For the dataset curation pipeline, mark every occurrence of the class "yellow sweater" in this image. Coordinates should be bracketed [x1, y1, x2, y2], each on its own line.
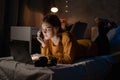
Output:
[41, 32, 98, 64]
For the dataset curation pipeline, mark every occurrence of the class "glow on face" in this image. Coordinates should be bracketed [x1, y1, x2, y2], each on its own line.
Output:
[41, 22, 54, 40]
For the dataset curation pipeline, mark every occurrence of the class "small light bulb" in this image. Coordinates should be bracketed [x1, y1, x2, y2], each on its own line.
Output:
[65, 5, 68, 8]
[66, 1, 68, 3]
[65, 10, 68, 13]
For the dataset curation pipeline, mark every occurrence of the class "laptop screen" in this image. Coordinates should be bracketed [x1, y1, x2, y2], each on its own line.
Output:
[10, 41, 33, 64]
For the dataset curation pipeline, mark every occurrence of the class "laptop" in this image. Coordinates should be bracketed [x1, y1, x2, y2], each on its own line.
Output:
[10, 41, 48, 67]
[10, 41, 33, 64]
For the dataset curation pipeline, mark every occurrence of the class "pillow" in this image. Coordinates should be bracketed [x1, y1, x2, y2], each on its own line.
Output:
[107, 27, 120, 52]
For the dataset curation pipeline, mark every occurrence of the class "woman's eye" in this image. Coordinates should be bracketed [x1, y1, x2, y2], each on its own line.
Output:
[47, 28, 52, 31]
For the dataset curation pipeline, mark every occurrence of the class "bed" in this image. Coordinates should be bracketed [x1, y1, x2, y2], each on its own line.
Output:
[0, 54, 115, 80]
[1, 24, 119, 80]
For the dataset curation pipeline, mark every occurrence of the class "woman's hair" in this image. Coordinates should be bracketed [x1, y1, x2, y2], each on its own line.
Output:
[43, 14, 62, 33]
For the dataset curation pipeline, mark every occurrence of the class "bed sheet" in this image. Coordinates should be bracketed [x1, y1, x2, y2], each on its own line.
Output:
[0, 55, 113, 80]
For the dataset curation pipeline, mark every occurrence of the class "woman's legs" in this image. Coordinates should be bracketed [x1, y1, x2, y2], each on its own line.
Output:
[94, 21, 111, 55]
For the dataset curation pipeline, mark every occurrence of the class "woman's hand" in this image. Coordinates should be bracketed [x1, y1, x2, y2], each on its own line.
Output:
[31, 53, 45, 63]
[31, 53, 40, 63]
[36, 30, 46, 47]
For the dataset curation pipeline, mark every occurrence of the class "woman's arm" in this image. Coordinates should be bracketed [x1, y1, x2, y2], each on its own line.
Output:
[52, 33, 76, 64]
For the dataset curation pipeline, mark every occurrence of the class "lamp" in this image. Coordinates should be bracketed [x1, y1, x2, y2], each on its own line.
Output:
[50, 6, 58, 13]
[50, 0, 58, 13]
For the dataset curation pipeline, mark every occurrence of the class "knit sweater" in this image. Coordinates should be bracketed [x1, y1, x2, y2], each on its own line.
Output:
[41, 32, 98, 64]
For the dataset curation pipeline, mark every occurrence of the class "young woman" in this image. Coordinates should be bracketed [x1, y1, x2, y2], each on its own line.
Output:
[32, 14, 117, 64]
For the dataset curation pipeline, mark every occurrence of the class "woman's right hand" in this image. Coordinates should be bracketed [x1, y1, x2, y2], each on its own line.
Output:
[36, 30, 46, 47]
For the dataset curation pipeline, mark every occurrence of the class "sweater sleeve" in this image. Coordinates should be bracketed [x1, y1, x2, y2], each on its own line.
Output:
[41, 46, 47, 56]
[40, 40, 51, 59]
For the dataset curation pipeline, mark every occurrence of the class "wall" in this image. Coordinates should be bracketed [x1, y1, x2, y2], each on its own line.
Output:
[56, 0, 120, 25]
[8, 0, 120, 29]
[20, 0, 120, 38]
[18, 0, 50, 27]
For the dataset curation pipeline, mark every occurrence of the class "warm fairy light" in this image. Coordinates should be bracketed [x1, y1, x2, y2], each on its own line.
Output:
[66, 0, 68, 3]
[65, 10, 68, 13]
[65, 0, 69, 13]
[65, 5, 68, 7]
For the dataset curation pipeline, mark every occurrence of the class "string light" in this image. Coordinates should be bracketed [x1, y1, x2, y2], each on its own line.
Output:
[65, 0, 69, 13]
[65, 10, 68, 13]
[65, 0, 68, 3]
[65, 5, 68, 8]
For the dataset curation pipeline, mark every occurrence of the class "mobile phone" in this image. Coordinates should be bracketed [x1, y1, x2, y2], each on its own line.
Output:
[40, 32, 44, 39]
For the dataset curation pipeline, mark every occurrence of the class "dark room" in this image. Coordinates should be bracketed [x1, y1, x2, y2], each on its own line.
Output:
[0, 0, 120, 80]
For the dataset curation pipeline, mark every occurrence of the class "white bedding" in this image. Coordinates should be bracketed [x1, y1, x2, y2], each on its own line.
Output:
[0, 55, 113, 80]
[0, 57, 53, 80]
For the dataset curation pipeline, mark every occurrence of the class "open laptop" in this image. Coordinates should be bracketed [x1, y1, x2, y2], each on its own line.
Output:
[10, 41, 33, 64]
[10, 41, 50, 67]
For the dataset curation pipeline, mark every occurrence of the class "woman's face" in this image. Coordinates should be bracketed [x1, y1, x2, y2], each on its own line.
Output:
[41, 22, 57, 40]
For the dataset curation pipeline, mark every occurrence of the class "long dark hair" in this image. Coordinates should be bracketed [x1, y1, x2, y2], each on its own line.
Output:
[43, 14, 63, 34]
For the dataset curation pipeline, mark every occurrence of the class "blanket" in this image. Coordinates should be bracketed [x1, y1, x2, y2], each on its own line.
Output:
[0, 57, 53, 80]
[0, 55, 113, 80]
